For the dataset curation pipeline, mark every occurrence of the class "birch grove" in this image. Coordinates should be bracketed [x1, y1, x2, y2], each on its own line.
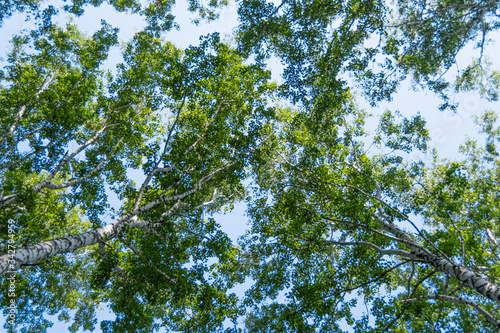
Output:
[2, 0, 500, 332]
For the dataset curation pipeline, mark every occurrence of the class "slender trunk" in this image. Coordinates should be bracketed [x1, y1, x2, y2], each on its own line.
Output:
[412, 250, 500, 302]
[378, 217, 500, 302]
[0, 161, 235, 276]
[0, 221, 118, 276]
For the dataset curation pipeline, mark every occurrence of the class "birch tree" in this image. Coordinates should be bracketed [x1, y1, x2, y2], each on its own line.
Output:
[0, 0, 228, 34]
[242, 103, 500, 332]
[236, 0, 500, 110]
[2, 0, 500, 332]
[0, 20, 274, 332]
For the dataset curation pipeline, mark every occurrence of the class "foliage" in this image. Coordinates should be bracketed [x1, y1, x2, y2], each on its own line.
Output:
[236, 0, 500, 110]
[0, 9, 274, 332]
[242, 101, 500, 332]
[0, 0, 228, 33]
[1, 0, 500, 332]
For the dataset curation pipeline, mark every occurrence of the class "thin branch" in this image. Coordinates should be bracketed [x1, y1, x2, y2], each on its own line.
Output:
[116, 161, 237, 233]
[183, 96, 225, 156]
[382, 269, 437, 332]
[296, 206, 421, 249]
[411, 177, 472, 265]
[343, 260, 410, 294]
[0, 70, 58, 148]
[402, 294, 500, 327]
[0, 133, 65, 170]
[325, 239, 414, 259]
[449, 215, 467, 266]
[38, 122, 110, 185]
[486, 228, 500, 252]
[0, 120, 51, 157]
[44, 132, 126, 191]
[133, 95, 186, 211]
[374, 209, 455, 263]
[193, 188, 220, 210]
[125, 243, 177, 284]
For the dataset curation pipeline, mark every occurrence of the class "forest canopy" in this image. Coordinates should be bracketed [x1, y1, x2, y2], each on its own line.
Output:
[1, 0, 500, 332]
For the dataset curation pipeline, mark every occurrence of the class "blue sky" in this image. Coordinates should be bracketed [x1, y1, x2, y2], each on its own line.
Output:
[1, 0, 500, 331]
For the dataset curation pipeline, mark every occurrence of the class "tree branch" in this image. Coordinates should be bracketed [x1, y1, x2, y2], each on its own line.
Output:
[326, 239, 414, 259]
[0, 70, 58, 148]
[402, 294, 500, 327]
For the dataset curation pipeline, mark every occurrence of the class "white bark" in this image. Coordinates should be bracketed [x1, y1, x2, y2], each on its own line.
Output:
[296, 176, 500, 303]
[0, 161, 236, 276]
[374, 214, 500, 302]
[0, 221, 117, 276]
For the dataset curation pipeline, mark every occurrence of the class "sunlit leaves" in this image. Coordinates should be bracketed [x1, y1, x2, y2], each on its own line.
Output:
[455, 59, 500, 102]
[375, 110, 429, 153]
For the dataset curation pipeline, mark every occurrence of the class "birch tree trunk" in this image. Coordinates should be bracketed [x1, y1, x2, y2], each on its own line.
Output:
[376, 215, 500, 302]
[0, 221, 118, 276]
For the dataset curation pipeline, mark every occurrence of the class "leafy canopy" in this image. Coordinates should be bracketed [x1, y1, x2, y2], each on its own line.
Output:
[1, 0, 500, 332]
